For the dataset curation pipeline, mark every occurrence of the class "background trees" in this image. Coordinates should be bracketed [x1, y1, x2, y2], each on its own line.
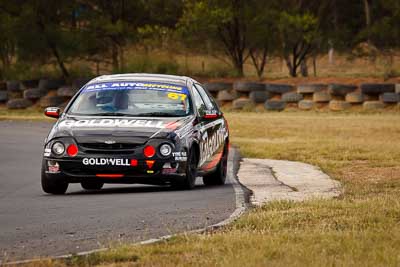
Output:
[0, 0, 399, 79]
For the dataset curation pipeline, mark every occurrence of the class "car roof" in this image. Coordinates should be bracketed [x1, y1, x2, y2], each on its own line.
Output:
[87, 73, 195, 86]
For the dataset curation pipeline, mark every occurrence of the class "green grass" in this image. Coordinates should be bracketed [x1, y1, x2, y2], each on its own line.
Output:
[14, 112, 400, 267]
[0, 106, 50, 121]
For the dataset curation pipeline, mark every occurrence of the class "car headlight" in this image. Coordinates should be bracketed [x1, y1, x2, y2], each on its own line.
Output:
[52, 141, 65, 155]
[159, 143, 172, 157]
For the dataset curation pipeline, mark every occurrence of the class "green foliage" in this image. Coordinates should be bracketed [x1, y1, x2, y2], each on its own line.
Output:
[122, 55, 180, 75]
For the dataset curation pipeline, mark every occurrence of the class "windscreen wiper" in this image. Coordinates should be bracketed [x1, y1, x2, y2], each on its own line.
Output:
[136, 112, 178, 117]
[84, 112, 133, 116]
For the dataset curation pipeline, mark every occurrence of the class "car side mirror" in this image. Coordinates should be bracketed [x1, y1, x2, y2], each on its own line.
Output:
[44, 107, 61, 119]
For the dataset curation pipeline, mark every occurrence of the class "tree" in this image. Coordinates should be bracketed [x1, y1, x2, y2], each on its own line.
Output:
[246, 2, 279, 78]
[179, 0, 251, 76]
[81, 0, 148, 72]
[278, 11, 319, 77]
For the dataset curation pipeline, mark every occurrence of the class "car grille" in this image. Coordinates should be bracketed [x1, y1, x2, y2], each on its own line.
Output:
[79, 143, 140, 154]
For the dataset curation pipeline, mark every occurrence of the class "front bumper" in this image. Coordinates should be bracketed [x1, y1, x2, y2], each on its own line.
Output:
[43, 156, 187, 184]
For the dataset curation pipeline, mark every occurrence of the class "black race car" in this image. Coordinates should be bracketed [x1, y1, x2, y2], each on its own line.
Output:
[41, 74, 229, 194]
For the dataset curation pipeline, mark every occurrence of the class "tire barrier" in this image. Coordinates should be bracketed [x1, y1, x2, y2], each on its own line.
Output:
[265, 83, 294, 94]
[360, 83, 395, 94]
[379, 92, 399, 103]
[39, 96, 68, 108]
[363, 101, 385, 110]
[233, 82, 265, 93]
[328, 84, 357, 96]
[7, 98, 33, 109]
[57, 86, 77, 97]
[21, 79, 39, 90]
[313, 91, 332, 103]
[6, 81, 20, 92]
[232, 98, 253, 109]
[249, 90, 270, 103]
[0, 91, 8, 102]
[264, 100, 286, 111]
[329, 100, 351, 111]
[298, 100, 314, 110]
[345, 92, 364, 104]
[203, 82, 232, 92]
[1, 80, 400, 112]
[282, 92, 303, 103]
[297, 84, 326, 94]
[38, 78, 65, 91]
[23, 88, 45, 100]
[0, 82, 7, 91]
[217, 90, 238, 101]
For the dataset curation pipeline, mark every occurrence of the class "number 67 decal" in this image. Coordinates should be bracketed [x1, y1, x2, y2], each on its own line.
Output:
[167, 92, 187, 101]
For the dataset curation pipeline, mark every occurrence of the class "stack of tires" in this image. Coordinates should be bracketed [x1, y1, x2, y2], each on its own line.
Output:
[361, 84, 397, 110]
[204, 82, 236, 108]
[1, 77, 90, 110]
[6, 81, 34, 109]
[328, 84, 357, 111]
[233, 82, 265, 110]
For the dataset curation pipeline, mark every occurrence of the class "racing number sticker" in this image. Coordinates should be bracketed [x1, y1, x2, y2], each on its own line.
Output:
[167, 92, 187, 101]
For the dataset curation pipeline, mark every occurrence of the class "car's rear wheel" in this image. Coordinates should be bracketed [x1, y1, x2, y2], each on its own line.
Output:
[203, 143, 228, 186]
[41, 161, 68, 195]
[172, 149, 197, 190]
[81, 181, 104, 190]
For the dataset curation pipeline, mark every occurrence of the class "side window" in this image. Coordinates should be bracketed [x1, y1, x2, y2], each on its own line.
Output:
[191, 86, 207, 116]
[194, 84, 215, 110]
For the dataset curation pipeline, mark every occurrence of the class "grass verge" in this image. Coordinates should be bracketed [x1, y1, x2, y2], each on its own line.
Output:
[15, 112, 400, 266]
[0, 107, 49, 121]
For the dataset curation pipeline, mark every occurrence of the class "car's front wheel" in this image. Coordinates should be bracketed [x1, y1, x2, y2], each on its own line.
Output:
[172, 148, 197, 190]
[41, 162, 68, 195]
[81, 181, 104, 190]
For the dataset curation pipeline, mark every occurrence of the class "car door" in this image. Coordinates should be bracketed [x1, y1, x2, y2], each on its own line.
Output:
[192, 83, 226, 171]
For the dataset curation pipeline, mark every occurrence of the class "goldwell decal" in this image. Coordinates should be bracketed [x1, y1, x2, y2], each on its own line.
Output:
[60, 119, 164, 128]
[199, 127, 226, 166]
[83, 158, 132, 166]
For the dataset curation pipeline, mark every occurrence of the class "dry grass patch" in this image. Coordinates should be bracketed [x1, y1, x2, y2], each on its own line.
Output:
[18, 112, 400, 267]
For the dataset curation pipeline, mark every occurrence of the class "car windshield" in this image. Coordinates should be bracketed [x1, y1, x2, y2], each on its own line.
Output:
[67, 81, 191, 117]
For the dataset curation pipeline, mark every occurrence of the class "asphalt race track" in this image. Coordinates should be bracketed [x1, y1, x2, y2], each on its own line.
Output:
[0, 121, 238, 262]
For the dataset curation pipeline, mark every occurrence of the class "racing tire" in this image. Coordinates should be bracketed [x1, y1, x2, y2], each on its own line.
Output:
[264, 100, 286, 111]
[328, 84, 357, 96]
[172, 149, 197, 190]
[21, 79, 39, 90]
[379, 93, 399, 103]
[7, 98, 33, 109]
[81, 181, 104, 190]
[0, 82, 6, 91]
[297, 84, 326, 94]
[361, 83, 395, 94]
[313, 91, 331, 103]
[0, 91, 8, 102]
[282, 92, 303, 103]
[41, 162, 68, 195]
[396, 84, 400, 94]
[345, 93, 364, 104]
[233, 82, 265, 93]
[57, 86, 77, 97]
[265, 84, 294, 94]
[203, 82, 233, 92]
[203, 143, 228, 186]
[6, 81, 21, 92]
[249, 90, 269, 103]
